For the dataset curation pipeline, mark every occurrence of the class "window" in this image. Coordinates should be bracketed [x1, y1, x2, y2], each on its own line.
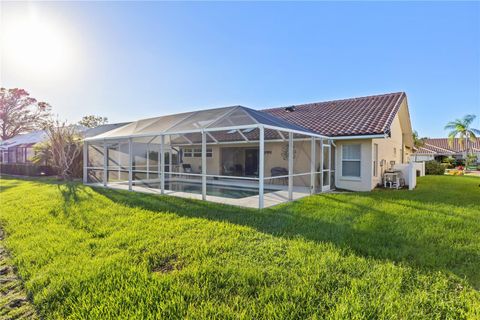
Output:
[184, 148, 193, 157]
[342, 144, 361, 177]
[373, 143, 378, 177]
[16, 148, 24, 163]
[183, 148, 212, 158]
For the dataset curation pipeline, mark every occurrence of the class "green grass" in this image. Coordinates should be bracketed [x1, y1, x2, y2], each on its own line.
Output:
[0, 175, 479, 319]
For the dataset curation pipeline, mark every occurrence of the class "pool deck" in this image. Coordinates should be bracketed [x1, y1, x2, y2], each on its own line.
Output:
[86, 181, 313, 208]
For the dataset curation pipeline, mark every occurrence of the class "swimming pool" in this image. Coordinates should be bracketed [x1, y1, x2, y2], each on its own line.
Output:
[135, 181, 274, 199]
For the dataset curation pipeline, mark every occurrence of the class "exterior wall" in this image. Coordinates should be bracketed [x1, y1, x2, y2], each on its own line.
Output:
[371, 114, 405, 188]
[334, 139, 372, 192]
[181, 139, 321, 188]
[181, 145, 221, 175]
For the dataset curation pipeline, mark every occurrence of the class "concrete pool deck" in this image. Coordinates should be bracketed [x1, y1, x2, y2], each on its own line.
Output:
[86, 181, 313, 208]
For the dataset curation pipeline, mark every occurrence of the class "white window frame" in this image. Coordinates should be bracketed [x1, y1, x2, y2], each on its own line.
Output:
[341, 144, 361, 178]
[184, 147, 212, 158]
[373, 143, 378, 177]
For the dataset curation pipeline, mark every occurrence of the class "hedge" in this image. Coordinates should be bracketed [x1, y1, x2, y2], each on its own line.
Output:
[0, 163, 57, 177]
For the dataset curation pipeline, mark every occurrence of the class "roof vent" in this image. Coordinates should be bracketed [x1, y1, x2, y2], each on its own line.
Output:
[285, 106, 296, 112]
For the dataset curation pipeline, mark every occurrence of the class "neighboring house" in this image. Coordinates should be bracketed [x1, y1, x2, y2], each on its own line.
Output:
[0, 130, 48, 164]
[412, 138, 480, 164]
[84, 92, 414, 208]
[0, 123, 129, 165]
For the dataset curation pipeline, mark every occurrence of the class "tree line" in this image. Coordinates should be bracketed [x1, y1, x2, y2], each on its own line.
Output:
[1, 88, 108, 180]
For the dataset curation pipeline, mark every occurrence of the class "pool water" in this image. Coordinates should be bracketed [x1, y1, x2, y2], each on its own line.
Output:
[137, 181, 273, 199]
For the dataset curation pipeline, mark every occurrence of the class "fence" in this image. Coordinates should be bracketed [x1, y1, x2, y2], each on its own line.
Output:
[0, 163, 57, 177]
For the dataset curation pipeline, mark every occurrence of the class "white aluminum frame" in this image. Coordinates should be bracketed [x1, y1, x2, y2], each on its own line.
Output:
[84, 123, 332, 208]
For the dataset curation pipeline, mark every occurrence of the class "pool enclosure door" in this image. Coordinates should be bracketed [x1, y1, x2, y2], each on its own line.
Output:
[322, 144, 331, 192]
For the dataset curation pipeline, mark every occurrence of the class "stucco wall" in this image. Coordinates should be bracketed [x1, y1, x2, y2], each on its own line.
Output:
[371, 114, 405, 188]
[334, 139, 372, 191]
[181, 139, 322, 187]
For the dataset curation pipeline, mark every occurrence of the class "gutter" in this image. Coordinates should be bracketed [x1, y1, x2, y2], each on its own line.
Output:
[332, 134, 387, 140]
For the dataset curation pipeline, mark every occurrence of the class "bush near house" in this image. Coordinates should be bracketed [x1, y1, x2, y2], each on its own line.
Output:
[0, 163, 57, 176]
[0, 176, 479, 319]
[425, 160, 446, 175]
[441, 156, 455, 168]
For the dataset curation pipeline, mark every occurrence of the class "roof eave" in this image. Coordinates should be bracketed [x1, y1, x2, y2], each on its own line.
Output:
[332, 133, 387, 140]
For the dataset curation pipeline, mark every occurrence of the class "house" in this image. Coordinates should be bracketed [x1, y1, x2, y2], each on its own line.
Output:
[0, 130, 48, 164]
[84, 92, 414, 208]
[0, 123, 129, 172]
[412, 138, 480, 164]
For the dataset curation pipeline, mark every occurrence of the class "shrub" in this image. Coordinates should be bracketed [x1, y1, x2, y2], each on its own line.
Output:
[441, 156, 455, 169]
[0, 163, 56, 176]
[425, 160, 446, 175]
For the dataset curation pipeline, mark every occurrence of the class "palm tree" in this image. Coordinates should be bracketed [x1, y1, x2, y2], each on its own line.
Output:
[444, 115, 480, 164]
[412, 130, 427, 148]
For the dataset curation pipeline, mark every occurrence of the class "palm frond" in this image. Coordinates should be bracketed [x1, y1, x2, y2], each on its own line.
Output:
[470, 128, 480, 135]
[463, 114, 476, 126]
[447, 131, 457, 147]
[468, 130, 477, 142]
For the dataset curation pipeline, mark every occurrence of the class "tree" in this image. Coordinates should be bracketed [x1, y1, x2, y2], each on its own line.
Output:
[0, 88, 51, 140]
[444, 114, 480, 156]
[32, 141, 53, 166]
[412, 130, 428, 148]
[78, 115, 108, 128]
[42, 118, 83, 180]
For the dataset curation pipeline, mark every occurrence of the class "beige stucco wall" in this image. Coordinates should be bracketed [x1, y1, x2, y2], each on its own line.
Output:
[334, 139, 373, 191]
[334, 101, 412, 191]
[371, 114, 404, 188]
[181, 139, 321, 187]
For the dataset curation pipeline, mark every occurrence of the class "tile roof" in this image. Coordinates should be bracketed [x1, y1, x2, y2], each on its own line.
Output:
[262, 92, 406, 137]
[415, 138, 480, 155]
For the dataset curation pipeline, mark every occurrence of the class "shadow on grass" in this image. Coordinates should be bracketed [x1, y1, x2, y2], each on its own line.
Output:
[56, 183, 82, 215]
[0, 181, 22, 193]
[92, 184, 480, 289]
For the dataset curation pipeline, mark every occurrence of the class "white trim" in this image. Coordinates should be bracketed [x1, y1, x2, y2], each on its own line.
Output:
[288, 132, 293, 201]
[206, 132, 218, 143]
[103, 142, 107, 187]
[333, 134, 386, 140]
[259, 126, 264, 209]
[83, 142, 88, 183]
[201, 131, 207, 200]
[85, 124, 329, 142]
[322, 144, 331, 192]
[128, 138, 133, 191]
[340, 143, 362, 178]
[310, 137, 316, 195]
[339, 177, 362, 182]
[160, 135, 165, 194]
[237, 129, 249, 142]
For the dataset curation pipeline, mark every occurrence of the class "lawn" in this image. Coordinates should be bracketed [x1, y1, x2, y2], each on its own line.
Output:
[0, 175, 479, 319]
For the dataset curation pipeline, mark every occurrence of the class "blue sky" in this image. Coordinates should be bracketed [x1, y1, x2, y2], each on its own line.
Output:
[1, 1, 479, 137]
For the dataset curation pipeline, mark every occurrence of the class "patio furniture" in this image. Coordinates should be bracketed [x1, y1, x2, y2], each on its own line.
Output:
[271, 167, 288, 185]
[182, 163, 193, 173]
[234, 164, 243, 175]
[223, 164, 235, 176]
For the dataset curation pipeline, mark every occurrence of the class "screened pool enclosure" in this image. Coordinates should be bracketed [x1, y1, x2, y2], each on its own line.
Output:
[84, 106, 335, 208]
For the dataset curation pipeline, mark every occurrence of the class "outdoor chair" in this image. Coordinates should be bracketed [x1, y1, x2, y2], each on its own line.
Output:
[271, 167, 288, 185]
[234, 164, 243, 176]
[223, 164, 235, 176]
[182, 163, 196, 179]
